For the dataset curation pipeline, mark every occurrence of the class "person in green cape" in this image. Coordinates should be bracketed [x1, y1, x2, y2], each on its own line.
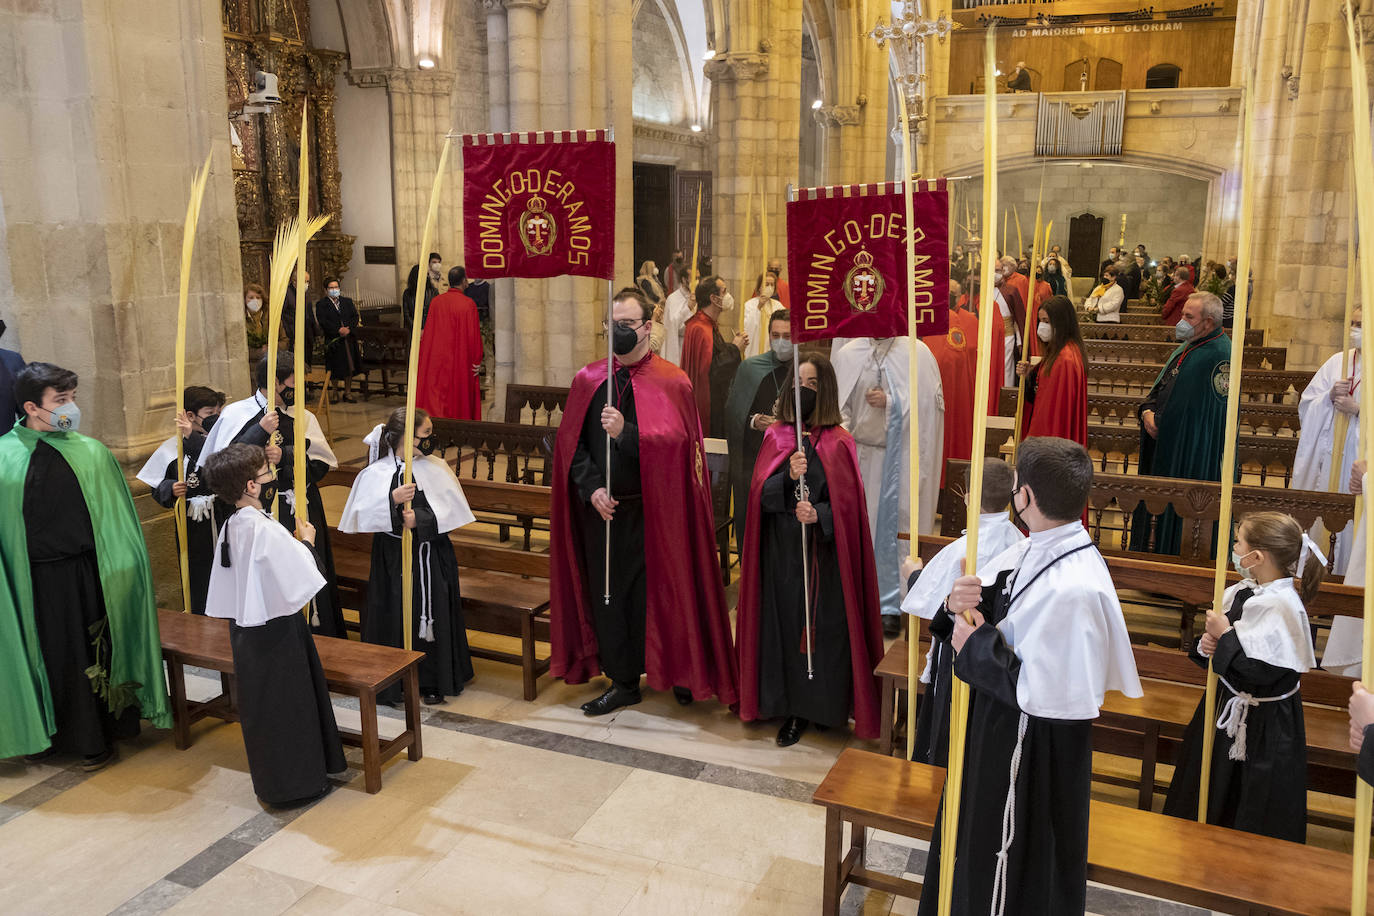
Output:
[723, 309, 793, 542]
[1129, 292, 1231, 555]
[0, 362, 169, 768]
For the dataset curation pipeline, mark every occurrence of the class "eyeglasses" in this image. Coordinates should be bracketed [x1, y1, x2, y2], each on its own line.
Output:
[602, 319, 648, 332]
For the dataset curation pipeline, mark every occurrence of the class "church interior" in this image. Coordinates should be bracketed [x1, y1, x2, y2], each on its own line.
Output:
[3, 0, 1374, 913]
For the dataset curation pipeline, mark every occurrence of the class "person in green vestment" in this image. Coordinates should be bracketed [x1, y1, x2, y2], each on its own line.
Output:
[723, 309, 793, 543]
[1129, 293, 1232, 555]
[0, 362, 170, 767]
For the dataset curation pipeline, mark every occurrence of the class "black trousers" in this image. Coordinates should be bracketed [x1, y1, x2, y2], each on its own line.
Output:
[579, 495, 647, 686]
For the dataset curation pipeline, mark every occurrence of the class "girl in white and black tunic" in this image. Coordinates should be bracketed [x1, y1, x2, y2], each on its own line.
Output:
[1163, 511, 1323, 842]
[340, 408, 475, 706]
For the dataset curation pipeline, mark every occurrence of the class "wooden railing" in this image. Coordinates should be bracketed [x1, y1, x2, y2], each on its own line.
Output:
[1086, 339, 1286, 370]
[503, 384, 570, 425]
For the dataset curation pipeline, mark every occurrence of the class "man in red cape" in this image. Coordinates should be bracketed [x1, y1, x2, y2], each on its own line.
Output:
[923, 282, 981, 486]
[550, 287, 738, 715]
[681, 275, 745, 437]
[735, 386, 884, 744]
[415, 266, 483, 420]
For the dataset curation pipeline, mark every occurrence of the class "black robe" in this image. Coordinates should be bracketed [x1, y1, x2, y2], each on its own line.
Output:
[913, 606, 955, 767]
[150, 432, 215, 614]
[1161, 587, 1308, 842]
[24, 440, 140, 756]
[569, 365, 646, 686]
[707, 329, 742, 440]
[919, 572, 1093, 916]
[362, 465, 474, 703]
[229, 540, 345, 806]
[314, 295, 364, 380]
[282, 285, 317, 367]
[754, 437, 851, 726]
[228, 407, 345, 637]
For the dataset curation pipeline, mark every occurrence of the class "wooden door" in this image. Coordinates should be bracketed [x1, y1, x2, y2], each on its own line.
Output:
[675, 170, 712, 276]
[1095, 58, 1123, 91]
[1068, 212, 1104, 280]
[632, 162, 675, 277]
[1063, 59, 1090, 91]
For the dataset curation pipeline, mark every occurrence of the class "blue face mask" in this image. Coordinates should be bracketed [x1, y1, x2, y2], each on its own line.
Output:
[1174, 318, 1196, 341]
[328, 289, 340, 299]
[44, 402, 81, 432]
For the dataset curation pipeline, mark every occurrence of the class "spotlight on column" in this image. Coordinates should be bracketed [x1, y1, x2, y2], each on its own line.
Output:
[690, 124, 703, 132]
[418, 57, 436, 70]
[811, 99, 823, 110]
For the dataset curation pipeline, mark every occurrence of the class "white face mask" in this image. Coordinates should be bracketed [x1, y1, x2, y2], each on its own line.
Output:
[761, 285, 775, 299]
[1231, 549, 1254, 579]
[1036, 321, 1053, 343]
[720, 292, 736, 312]
[770, 337, 793, 360]
[1175, 318, 1196, 341]
[245, 298, 262, 313]
[1351, 327, 1363, 351]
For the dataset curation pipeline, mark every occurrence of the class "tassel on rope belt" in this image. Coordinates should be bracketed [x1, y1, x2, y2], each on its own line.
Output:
[1214, 676, 1300, 762]
[386, 533, 436, 642]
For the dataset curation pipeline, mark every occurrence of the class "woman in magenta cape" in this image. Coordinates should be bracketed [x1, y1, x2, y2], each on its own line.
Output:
[736, 355, 883, 745]
[548, 347, 739, 705]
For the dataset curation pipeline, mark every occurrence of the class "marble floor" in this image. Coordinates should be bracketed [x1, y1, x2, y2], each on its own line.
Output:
[0, 391, 1313, 914]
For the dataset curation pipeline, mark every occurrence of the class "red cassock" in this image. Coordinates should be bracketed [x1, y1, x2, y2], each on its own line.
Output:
[548, 353, 739, 703]
[680, 311, 715, 430]
[957, 295, 1007, 415]
[1161, 281, 1194, 327]
[1020, 341, 1088, 447]
[922, 307, 980, 485]
[415, 290, 483, 420]
[735, 424, 884, 738]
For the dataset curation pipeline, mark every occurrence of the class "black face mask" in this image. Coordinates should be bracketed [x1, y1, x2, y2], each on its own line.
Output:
[278, 386, 296, 407]
[798, 387, 818, 422]
[0, 319, 6, 341]
[1009, 484, 1028, 529]
[612, 324, 640, 356]
[255, 479, 278, 509]
[417, 436, 435, 456]
[201, 413, 218, 434]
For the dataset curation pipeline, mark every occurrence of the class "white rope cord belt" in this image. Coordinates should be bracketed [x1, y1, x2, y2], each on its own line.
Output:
[1214, 675, 1299, 762]
[990, 711, 1030, 916]
[385, 532, 436, 643]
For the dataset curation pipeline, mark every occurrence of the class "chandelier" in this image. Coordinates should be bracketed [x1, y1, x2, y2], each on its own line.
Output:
[869, 3, 958, 146]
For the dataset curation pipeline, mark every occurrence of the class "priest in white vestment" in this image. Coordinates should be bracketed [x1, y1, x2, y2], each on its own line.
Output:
[661, 271, 693, 365]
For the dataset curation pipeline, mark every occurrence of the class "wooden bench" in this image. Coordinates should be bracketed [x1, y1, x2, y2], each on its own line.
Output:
[157, 608, 424, 794]
[1082, 322, 1266, 346]
[997, 386, 1302, 436]
[813, 748, 1373, 916]
[503, 383, 569, 425]
[1088, 337, 1287, 370]
[329, 529, 553, 701]
[352, 325, 410, 399]
[1088, 361, 1309, 402]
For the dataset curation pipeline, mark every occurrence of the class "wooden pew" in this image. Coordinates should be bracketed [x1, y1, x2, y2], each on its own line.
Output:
[1082, 322, 1265, 346]
[1088, 361, 1309, 401]
[1087, 338, 1287, 370]
[503, 384, 569, 425]
[997, 386, 1302, 435]
[351, 325, 410, 399]
[939, 459, 1355, 570]
[158, 608, 424, 794]
[330, 528, 554, 701]
[430, 417, 555, 485]
[813, 749, 1373, 916]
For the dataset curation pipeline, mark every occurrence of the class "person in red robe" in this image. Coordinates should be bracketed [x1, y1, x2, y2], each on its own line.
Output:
[549, 287, 738, 716]
[681, 275, 746, 437]
[735, 354, 883, 747]
[1160, 267, 1195, 327]
[1016, 294, 1088, 447]
[922, 284, 980, 486]
[959, 278, 1007, 416]
[415, 266, 483, 420]
[767, 258, 792, 309]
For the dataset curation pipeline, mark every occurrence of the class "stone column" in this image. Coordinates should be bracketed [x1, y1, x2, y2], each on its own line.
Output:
[707, 0, 803, 329]
[480, 0, 516, 406]
[353, 68, 460, 297]
[505, 0, 549, 385]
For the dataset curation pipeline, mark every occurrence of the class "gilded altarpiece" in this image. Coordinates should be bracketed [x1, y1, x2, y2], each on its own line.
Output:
[222, 0, 354, 300]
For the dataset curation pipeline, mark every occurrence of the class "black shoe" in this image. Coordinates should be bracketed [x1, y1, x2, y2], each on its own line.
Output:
[23, 747, 57, 764]
[882, 615, 903, 639]
[672, 686, 694, 705]
[82, 748, 116, 772]
[776, 717, 809, 747]
[422, 693, 444, 706]
[580, 684, 642, 717]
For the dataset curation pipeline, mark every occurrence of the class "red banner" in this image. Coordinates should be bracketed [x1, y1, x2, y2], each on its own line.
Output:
[785, 181, 949, 343]
[462, 131, 616, 281]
